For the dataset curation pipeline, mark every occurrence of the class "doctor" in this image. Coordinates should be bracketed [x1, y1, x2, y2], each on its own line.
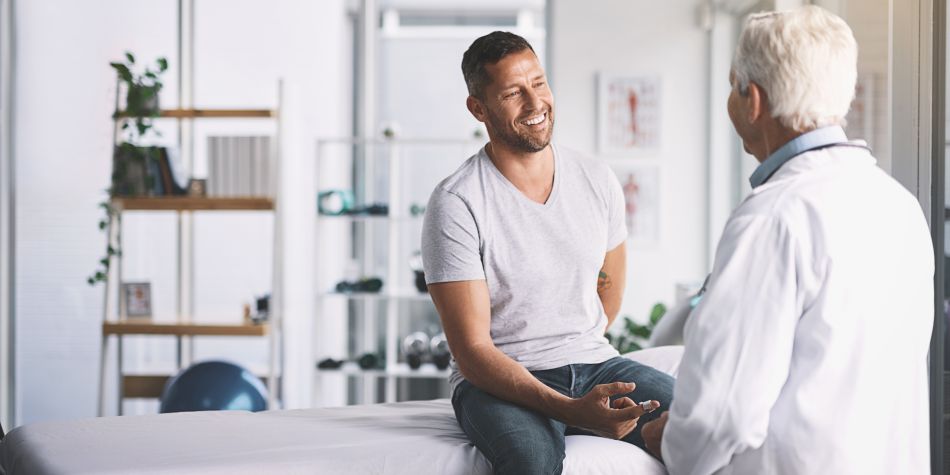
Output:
[641, 6, 934, 475]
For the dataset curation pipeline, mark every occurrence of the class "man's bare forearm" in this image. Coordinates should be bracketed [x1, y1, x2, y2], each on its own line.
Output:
[455, 343, 573, 421]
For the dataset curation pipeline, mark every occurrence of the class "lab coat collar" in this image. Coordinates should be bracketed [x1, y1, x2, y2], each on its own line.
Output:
[749, 125, 849, 188]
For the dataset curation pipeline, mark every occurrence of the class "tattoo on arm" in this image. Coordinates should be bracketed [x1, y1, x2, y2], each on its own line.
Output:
[597, 271, 612, 292]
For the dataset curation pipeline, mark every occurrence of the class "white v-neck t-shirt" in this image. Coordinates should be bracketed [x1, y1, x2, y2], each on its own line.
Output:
[421, 144, 626, 388]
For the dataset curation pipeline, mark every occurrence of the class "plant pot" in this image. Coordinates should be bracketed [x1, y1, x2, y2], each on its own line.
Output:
[126, 84, 161, 116]
[112, 144, 160, 196]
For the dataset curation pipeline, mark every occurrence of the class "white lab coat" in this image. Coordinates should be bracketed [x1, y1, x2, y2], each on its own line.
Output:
[661, 145, 934, 475]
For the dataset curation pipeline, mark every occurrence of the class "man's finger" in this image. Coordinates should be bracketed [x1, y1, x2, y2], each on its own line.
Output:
[598, 381, 636, 397]
[611, 396, 635, 409]
[609, 402, 646, 420]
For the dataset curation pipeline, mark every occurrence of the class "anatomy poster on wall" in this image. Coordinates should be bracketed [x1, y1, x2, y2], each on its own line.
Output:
[844, 73, 874, 146]
[610, 163, 659, 245]
[598, 74, 661, 155]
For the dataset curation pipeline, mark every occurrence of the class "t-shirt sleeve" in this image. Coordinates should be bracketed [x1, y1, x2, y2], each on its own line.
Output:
[606, 167, 628, 250]
[421, 187, 486, 284]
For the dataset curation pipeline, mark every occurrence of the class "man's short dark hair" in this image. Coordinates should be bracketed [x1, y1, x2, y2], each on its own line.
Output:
[461, 31, 535, 99]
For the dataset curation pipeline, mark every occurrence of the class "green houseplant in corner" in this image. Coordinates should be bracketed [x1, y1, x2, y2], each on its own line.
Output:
[87, 52, 168, 286]
[606, 302, 667, 354]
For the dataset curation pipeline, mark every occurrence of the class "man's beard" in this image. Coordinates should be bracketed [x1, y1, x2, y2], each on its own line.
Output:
[486, 107, 554, 153]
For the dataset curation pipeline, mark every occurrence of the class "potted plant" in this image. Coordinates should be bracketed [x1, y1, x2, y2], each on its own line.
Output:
[87, 52, 167, 286]
[111, 52, 166, 118]
[109, 52, 167, 197]
[606, 302, 667, 354]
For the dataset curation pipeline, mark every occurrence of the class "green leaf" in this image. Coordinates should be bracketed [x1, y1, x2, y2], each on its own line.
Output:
[110, 63, 133, 83]
[630, 325, 651, 339]
[98, 220, 107, 230]
[649, 303, 667, 326]
[87, 277, 96, 286]
[125, 51, 135, 64]
[144, 71, 156, 80]
[157, 57, 168, 72]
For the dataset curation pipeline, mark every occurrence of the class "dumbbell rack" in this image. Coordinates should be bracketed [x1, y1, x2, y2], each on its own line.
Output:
[313, 137, 480, 405]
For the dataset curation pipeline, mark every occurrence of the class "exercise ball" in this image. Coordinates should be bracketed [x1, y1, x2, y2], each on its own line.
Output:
[159, 360, 268, 414]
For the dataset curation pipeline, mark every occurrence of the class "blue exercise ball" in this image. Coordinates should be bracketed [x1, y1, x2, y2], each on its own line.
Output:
[159, 360, 268, 414]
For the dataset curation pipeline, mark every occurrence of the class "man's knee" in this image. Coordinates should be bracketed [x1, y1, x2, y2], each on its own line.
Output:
[490, 435, 565, 475]
[453, 382, 567, 474]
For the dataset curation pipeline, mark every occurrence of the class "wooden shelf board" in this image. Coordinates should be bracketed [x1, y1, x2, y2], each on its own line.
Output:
[103, 320, 269, 337]
[113, 196, 274, 211]
[122, 373, 280, 399]
[115, 108, 275, 119]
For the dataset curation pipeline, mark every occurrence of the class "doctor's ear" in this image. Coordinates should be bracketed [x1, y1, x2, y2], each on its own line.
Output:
[746, 81, 768, 124]
[467, 96, 488, 123]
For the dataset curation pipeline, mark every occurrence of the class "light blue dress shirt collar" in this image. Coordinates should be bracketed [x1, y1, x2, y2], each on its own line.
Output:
[748, 125, 849, 188]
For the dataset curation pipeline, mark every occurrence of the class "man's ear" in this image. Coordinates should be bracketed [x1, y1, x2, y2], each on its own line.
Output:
[466, 95, 487, 123]
[747, 81, 768, 124]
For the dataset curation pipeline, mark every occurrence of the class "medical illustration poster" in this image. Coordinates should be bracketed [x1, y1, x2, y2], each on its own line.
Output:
[844, 73, 874, 145]
[610, 163, 659, 245]
[598, 74, 661, 155]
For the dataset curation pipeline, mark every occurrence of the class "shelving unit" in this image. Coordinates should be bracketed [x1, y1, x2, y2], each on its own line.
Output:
[323, 362, 451, 379]
[320, 291, 433, 302]
[98, 98, 283, 416]
[313, 138, 480, 405]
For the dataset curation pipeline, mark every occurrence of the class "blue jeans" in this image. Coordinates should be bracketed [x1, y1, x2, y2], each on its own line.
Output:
[451, 356, 675, 475]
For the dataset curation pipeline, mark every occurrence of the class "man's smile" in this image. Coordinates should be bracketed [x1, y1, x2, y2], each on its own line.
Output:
[520, 111, 547, 127]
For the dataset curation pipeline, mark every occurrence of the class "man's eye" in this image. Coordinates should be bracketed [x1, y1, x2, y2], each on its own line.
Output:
[505, 91, 520, 99]
[534, 82, 546, 88]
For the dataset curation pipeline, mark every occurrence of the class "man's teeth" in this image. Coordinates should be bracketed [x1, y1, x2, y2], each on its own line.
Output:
[522, 113, 546, 126]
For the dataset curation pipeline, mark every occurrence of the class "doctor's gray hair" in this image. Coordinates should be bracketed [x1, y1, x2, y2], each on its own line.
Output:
[732, 6, 857, 131]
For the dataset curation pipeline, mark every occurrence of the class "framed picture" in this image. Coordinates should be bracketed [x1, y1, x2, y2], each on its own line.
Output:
[844, 72, 875, 145]
[121, 282, 152, 319]
[598, 74, 662, 155]
[609, 162, 660, 246]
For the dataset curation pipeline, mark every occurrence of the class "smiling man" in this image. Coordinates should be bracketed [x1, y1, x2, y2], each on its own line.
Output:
[420, 31, 674, 475]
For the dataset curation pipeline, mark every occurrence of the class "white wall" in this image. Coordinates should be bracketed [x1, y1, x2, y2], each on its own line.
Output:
[14, 0, 347, 424]
[549, 0, 709, 323]
[15, 0, 177, 425]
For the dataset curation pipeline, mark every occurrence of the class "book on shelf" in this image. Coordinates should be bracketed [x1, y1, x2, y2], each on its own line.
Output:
[157, 147, 188, 196]
[207, 135, 274, 198]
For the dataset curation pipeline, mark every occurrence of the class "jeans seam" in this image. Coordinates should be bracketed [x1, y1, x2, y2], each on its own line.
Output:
[569, 365, 576, 398]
